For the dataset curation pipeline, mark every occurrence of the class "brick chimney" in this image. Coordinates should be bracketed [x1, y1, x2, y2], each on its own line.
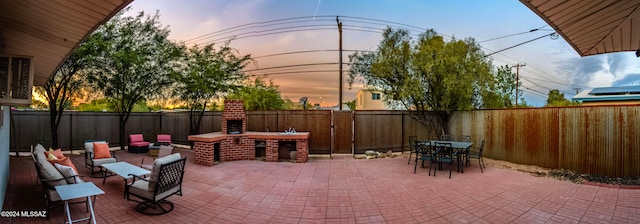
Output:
[221, 99, 246, 134]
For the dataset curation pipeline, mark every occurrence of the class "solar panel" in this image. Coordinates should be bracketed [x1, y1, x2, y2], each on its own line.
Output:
[590, 86, 640, 95]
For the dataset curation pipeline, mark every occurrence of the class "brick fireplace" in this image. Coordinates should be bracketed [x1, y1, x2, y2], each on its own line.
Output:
[189, 100, 310, 166]
[221, 99, 246, 134]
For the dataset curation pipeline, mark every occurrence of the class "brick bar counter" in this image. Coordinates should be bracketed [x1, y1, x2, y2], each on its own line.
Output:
[189, 131, 310, 166]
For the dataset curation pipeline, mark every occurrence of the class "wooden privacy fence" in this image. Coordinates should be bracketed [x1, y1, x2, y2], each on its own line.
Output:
[9, 106, 640, 177]
[9, 110, 429, 155]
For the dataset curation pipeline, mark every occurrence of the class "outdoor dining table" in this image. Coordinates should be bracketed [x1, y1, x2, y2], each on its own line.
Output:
[417, 140, 473, 173]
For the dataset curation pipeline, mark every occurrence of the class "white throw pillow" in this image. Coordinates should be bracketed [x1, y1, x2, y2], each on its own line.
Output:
[54, 163, 81, 184]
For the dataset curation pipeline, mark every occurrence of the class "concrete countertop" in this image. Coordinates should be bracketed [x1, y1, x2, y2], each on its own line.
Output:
[188, 131, 310, 142]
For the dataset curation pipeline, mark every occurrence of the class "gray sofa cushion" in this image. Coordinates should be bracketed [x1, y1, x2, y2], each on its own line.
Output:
[34, 144, 67, 187]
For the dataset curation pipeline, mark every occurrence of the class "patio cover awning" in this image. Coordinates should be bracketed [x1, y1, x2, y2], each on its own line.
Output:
[520, 0, 640, 57]
[0, 0, 132, 86]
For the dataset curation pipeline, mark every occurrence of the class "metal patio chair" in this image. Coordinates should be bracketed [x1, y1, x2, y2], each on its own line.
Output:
[126, 154, 186, 215]
[407, 135, 417, 165]
[467, 140, 486, 173]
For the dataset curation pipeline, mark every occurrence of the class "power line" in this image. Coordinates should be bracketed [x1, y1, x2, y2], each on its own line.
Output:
[484, 32, 556, 57]
[185, 15, 429, 45]
[521, 85, 548, 97]
[253, 49, 362, 59]
[195, 26, 337, 45]
[340, 15, 426, 32]
[184, 15, 338, 43]
[247, 69, 339, 77]
[486, 48, 569, 84]
[243, 62, 341, 72]
[181, 16, 576, 102]
[520, 76, 589, 88]
[479, 24, 550, 43]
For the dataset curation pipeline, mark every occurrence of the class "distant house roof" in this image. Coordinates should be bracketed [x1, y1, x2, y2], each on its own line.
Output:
[572, 86, 640, 102]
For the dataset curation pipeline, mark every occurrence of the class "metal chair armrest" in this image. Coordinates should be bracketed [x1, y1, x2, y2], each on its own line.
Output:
[39, 175, 82, 188]
[127, 174, 156, 185]
[40, 177, 66, 184]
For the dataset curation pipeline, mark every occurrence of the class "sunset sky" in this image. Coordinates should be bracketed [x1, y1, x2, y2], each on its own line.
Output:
[125, 0, 640, 107]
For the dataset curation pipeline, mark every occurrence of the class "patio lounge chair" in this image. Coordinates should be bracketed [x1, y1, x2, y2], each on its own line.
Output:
[32, 144, 88, 219]
[126, 153, 186, 215]
[84, 140, 117, 177]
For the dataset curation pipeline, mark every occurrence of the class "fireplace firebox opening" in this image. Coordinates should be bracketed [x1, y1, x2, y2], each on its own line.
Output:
[227, 120, 243, 134]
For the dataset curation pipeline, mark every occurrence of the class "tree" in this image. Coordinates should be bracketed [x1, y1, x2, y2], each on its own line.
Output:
[85, 10, 182, 151]
[486, 65, 521, 108]
[348, 27, 494, 135]
[345, 100, 356, 111]
[172, 42, 251, 135]
[546, 89, 577, 106]
[228, 77, 285, 110]
[34, 44, 89, 148]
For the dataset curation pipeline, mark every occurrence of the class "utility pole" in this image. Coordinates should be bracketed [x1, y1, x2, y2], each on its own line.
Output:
[513, 63, 525, 108]
[574, 88, 582, 94]
[337, 16, 343, 110]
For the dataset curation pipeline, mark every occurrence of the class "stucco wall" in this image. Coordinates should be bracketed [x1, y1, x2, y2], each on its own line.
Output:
[355, 90, 386, 110]
[0, 106, 10, 209]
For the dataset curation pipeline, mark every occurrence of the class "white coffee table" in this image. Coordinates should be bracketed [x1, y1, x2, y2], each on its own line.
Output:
[55, 182, 105, 224]
[101, 162, 151, 198]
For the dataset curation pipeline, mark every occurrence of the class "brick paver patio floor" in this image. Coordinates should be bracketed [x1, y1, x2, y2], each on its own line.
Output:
[3, 148, 639, 223]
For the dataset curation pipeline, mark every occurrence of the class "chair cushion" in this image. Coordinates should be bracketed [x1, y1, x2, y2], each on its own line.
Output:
[93, 142, 111, 159]
[91, 158, 117, 166]
[157, 134, 171, 144]
[46, 188, 61, 202]
[129, 179, 180, 201]
[157, 145, 173, 159]
[148, 153, 181, 189]
[84, 141, 107, 155]
[130, 142, 150, 147]
[141, 164, 153, 171]
[129, 177, 151, 196]
[130, 134, 145, 143]
[34, 144, 67, 187]
[54, 163, 82, 184]
[33, 144, 47, 159]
